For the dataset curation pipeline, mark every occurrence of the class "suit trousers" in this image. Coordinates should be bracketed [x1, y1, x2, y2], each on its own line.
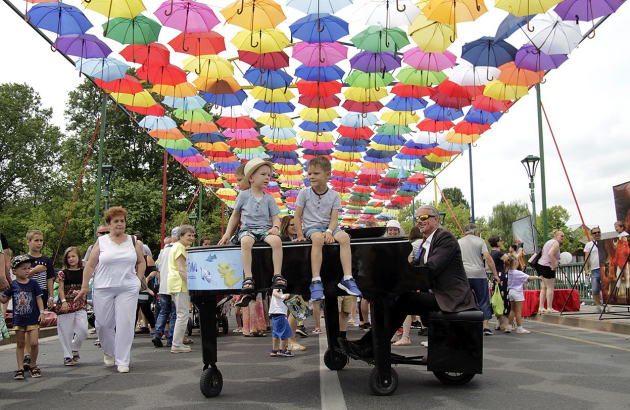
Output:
[94, 284, 140, 366]
[57, 310, 88, 358]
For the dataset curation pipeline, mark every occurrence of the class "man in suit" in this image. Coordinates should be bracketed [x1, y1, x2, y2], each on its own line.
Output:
[343, 205, 478, 359]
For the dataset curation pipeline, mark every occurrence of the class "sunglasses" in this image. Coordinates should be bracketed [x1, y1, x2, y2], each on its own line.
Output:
[417, 214, 437, 221]
[592, 231, 601, 235]
[97, 231, 110, 235]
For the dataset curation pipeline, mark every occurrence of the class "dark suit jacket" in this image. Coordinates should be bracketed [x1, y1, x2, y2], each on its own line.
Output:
[415, 228, 478, 313]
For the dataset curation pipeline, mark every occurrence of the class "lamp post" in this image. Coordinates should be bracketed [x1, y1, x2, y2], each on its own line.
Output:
[439, 211, 447, 227]
[521, 155, 540, 250]
[188, 214, 198, 245]
[101, 164, 116, 211]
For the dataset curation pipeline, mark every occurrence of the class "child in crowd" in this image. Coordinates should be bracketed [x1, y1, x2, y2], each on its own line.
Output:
[506, 255, 541, 334]
[56, 247, 89, 366]
[219, 158, 285, 298]
[1, 255, 45, 379]
[269, 289, 293, 357]
[295, 156, 362, 301]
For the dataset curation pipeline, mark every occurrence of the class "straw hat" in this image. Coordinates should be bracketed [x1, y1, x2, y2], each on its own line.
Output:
[243, 158, 272, 188]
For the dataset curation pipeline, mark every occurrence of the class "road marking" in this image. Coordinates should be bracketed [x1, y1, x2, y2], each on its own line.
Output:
[529, 328, 630, 352]
[319, 319, 347, 410]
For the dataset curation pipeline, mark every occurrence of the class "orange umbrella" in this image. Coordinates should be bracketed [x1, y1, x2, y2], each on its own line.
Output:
[181, 121, 219, 133]
[498, 62, 544, 87]
[148, 128, 186, 140]
[193, 76, 241, 94]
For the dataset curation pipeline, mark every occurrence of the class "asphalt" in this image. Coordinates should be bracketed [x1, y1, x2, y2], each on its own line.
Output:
[1, 313, 629, 409]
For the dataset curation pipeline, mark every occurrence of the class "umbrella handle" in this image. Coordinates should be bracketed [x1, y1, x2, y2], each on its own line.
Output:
[486, 69, 493, 82]
[259, 67, 266, 73]
[385, 29, 391, 48]
[361, 112, 368, 118]
[251, 32, 259, 48]
[527, 18, 535, 33]
[236, 0, 245, 15]
[396, 0, 406, 12]
[182, 35, 190, 52]
[318, 18, 325, 33]
[164, 0, 174, 16]
[475, 0, 480, 11]
[587, 10, 596, 38]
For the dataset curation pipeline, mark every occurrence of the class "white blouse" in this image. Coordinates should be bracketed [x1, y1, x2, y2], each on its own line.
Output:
[93, 235, 138, 289]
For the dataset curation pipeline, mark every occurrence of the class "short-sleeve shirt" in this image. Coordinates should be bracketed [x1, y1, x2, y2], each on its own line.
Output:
[507, 269, 530, 293]
[2, 279, 42, 326]
[167, 242, 187, 294]
[583, 241, 600, 271]
[56, 269, 87, 314]
[491, 250, 505, 273]
[28, 254, 56, 291]
[234, 190, 280, 231]
[458, 235, 490, 279]
[296, 187, 341, 229]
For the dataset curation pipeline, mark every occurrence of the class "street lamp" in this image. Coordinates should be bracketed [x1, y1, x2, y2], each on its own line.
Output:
[439, 211, 447, 226]
[521, 155, 540, 250]
[101, 164, 116, 211]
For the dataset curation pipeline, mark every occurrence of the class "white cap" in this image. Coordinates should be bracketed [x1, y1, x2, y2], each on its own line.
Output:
[386, 220, 402, 230]
[171, 227, 180, 238]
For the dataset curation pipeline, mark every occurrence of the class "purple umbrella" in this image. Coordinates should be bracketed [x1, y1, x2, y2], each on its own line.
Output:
[56, 34, 112, 75]
[292, 42, 347, 67]
[349, 51, 401, 73]
[514, 44, 568, 71]
[156, 0, 220, 51]
[403, 48, 457, 71]
[554, 0, 623, 38]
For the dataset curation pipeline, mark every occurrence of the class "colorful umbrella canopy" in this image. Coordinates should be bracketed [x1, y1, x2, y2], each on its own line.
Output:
[55, 33, 112, 58]
[289, 13, 349, 43]
[221, 0, 286, 31]
[351, 26, 410, 53]
[75, 57, 129, 81]
[514, 44, 568, 71]
[495, 0, 562, 31]
[529, 15, 582, 55]
[231, 29, 290, 53]
[27, 3, 92, 38]
[168, 31, 225, 55]
[286, 0, 353, 14]
[292, 42, 348, 66]
[403, 48, 456, 71]
[349, 51, 402, 73]
[408, 13, 456, 52]
[461, 36, 518, 67]
[364, 0, 422, 27]
[103, 15, 161, 45]
[555, 0, 624, 24]
[120, 42, 170, 65]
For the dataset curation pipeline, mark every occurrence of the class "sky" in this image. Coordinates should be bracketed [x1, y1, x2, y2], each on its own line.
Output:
[1, 0, 629, 235]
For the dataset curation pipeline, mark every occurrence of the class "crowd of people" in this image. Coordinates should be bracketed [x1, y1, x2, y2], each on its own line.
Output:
[1, 156, 626, 379]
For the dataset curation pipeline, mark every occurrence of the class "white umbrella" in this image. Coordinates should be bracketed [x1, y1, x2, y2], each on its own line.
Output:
[529, 14, 582, 55]
[448, 64, 501, 86]
[364, 0, 422, 27]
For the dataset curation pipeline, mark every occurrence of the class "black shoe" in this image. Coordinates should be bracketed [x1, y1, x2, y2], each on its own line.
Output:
[418, 327, 428, 336]
[152, 337, 163, 348]
[235, 294, 253, 307]
[361, 323, 371, 331]
[23, 355, 31, 371]
[347, 340, 374, 359]
[337, 337, 350, 353]
[135, 327, 150, 334]
[296, 326, 308, 338]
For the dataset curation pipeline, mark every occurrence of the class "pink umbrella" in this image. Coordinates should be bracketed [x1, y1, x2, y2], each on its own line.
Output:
[156, 0, 220, 51]
[223, 129, 260, 139]
[302, 141, 335, 150]
[403, 48, 457, 71]
[292, 42, 347, 67]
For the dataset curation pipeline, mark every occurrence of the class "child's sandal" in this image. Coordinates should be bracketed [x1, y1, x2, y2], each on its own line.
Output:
[14, 369, 25, 380]
[29, 366, 42, 378]
[242, 277, 255, 293]
[271, 274, 287, 290]
[72, 352, 80, 363]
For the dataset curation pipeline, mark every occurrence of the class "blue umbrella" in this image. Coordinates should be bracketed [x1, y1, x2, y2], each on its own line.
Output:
[495, 14, 536, 41]
[166, 147, 201, 157]
[363, 156, 390, 163]
[253, 100, 296, 114]
[286, 0, 353, 14]
[299, 121, 337, 132]
[385, 96, 428, 112]
[294, 65, 344, 81]
[336, 144, 367, 152]
[372, 134, 407, 146]
[465, 107, 503, 124]
[289, 13, 349, 43]
[27, 3, 92, 37]
[424, 104, 464, 121]
[244, 68, 292, 89]
[215, 161, 241, 172]
[138, 116, 177, 130]
[337, 137, 370, 146]
[75, 58, 129, 82]
[200, 90, 248, 107]
[260, 126, 297, 140]
[303, 148, 334, 156]
[162, 95, 207, 112]
[365, 149, 396, 158]
[269, 151, 300, 159]
[461, 36, 518, 68]
[190, 132, 225, 143]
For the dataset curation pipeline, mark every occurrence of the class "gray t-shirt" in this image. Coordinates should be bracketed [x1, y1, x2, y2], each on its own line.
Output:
[296, 187, 341, 229]
[234, 190, 280, 230]
[583, 241, 600, 271]
[458, 234, 489, 279]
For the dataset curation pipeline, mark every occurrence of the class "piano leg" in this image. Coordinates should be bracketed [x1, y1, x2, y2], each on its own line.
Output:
[369, 296, 399, 396]
[322, 293, 348, 370]
[196, 296, 223, 398]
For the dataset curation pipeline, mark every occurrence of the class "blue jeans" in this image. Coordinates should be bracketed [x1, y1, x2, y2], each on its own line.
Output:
[153, 294, 177, 343]
[591, 269, 601, 295]
[468, 278, 492, 320]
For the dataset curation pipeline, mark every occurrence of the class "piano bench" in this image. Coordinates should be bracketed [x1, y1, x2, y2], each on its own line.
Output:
[427, 310, 483, 375]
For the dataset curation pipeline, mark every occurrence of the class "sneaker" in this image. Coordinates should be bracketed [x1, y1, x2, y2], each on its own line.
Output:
[361, 323, 371, 331]
[418, 327, 429, 336]
[152, 337, 164, 348]
[420, 341, 429, 348]
[309, 281, 324, 301]
[505, 325, 513, 333]
[296, 326, 308, 338]
[235, 294, 253, 307]
[517, 327, 531, 334]
[281, 349, 294, 357]
[605, 306, 616, 313]
[410, 321, 422, 329]
[64, 357, 75, 366]
[312, 327, 322, 335]
[117, 365, 130, 373]
[23, 355, 31, 371]
[72, 353, 80, 363]
[270, 350, 279, 357]
[338, 278, 362, 297]
[352, 321, 360, 327]
[595, 305, 603, 313]
[171, 345, 192, 354]
[483, 328, 493, 336]
[104, 354, 115, 367]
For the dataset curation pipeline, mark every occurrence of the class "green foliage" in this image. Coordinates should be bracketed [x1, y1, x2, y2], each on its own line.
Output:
[485, 201, 530, 250]
[437, 202, 471, 239]
[536, 205, 582, 253]
[440, 187, 470, 209]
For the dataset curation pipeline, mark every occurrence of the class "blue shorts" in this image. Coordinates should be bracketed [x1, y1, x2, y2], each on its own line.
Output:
[237, 229, 269, 243]
[271, 315, 292, 340]
[304, 225, 342, 239]
[591, 269, 601, 295]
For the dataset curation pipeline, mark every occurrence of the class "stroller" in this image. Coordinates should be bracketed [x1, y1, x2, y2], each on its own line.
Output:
[188, 295, 231, 336]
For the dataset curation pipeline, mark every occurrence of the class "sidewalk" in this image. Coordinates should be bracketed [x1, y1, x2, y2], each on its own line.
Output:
[0, 326, 59, 346]
[527, 303, 630, 335]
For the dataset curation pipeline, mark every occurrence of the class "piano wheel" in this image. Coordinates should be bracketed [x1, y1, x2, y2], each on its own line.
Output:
[432, 371, 475, 386]
[200, 366, 223, 398]
[369, 367, 398, 396]
[323, 349, 347, 371]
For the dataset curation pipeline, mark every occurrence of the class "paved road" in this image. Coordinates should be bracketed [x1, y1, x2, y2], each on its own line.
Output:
[1, 318, 629, 409]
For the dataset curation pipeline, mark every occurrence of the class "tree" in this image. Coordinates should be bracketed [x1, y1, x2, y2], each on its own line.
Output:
[486, 201, 531, 250]
[537, 205, 579, 253]
[440, 187, 470, 209]
[437, 202, 471, 239]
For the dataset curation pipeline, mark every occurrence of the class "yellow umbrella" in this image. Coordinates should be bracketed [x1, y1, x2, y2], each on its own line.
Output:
[333, 151, 363, 161]
[251, 86, 295, 103]
[221, 0, 286, 31]
[193, 76, 241, 93]
[371, 143, 400, 151]
[151, 82, 198, 97]
[425, 152, 453, 163]
[380, 111, 420, 126]
[231, 29, 289, 53]
[408, 14, 456, 52]
[298, 131, 335, 142]
[274, 163, 302, 172]
[298, 108, 339, 123]
[495, 0, 562, 31]
[343, 87, 388, 103]
[423, 0, 487, 41]
[263, 137, 299, 146]
[257, 113, 294, 127]
[446, 130, 481, 144]
[194, 141, 231, 151]
[332, 161, 360, 172]
[82, 0, 146, 34]
[182, 55, 233, 78]
[483, 80, 529, 100]
[111, 90, 156, 107]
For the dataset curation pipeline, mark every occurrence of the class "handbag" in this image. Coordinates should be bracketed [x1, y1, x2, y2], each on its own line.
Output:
[283, 295, 313, 321]
[528, 250, 542, 272]
[491, 283, 504, 317]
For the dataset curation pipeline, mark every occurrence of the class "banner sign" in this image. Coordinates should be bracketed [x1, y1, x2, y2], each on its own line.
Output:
[612, 181, 630, 231]
[512, 215, 536, 254]
[187, 249, 243, 291]
[598, 237, 630, 306]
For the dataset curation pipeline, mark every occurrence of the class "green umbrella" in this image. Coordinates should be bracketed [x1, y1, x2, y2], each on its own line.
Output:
[173, 108, 213, 122]
[346, 70, 394, 89]
[351, 26, 409, 53]
[103, 15, 161, 45]
[396, 189, 417, 197]
[412, 164, 436, 176]
[396, 67, 447, 87]
[376, 124, 413, 135]
[157, 138, 192, 150]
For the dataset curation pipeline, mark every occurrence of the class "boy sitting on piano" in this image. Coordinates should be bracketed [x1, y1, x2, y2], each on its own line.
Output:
[294, 156, 362, 301]
[219, 158, 286, 296]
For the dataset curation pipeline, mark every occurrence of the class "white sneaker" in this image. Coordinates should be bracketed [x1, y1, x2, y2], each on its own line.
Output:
[171, 345, 192, 354]
[103, 354, 115, 367]
[117, 365, 129, 373]
[595, 305, 603, 313]
[505, 325, 513, 333]
[420, 341, 429, 347]
[517, 327, 531, 334]
[605, 306, 616, 313]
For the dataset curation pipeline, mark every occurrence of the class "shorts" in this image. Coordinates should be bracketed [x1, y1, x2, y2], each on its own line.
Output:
[537, 265, 556, 279]
[237, 229, 270, 243]
[591, 269, 601, 295]
[304, 225, 342, 239]
[337, 296, 354, 314]
[508, 289, 525, 302]
[271, 314, 292, 340]
[13, 324, 40, 332]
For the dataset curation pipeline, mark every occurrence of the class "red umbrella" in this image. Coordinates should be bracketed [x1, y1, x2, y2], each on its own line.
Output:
[95, 74, 143, 93]
[430, 92, 471, 109]
[417, 118, 454, 132]
[296, 80, 342, 97]
[400, 146, 432, 156]
[342, 100, 383, 113]
[408, 173, 427, 184]
[338, 126, 373, 140]
[168, 31, 225, 56]
[267, 143, 299, 152]
[438, 80, 483, 100]
[137, 64, 187, 85]
[217, 116, 256, 129]
[126, 104, 166, 116]
[238, 50, 290, 69]
[471, 95, 510, 112]
[391, 83, 436, 98]
[299, 95, 341, 109]
[453, 121, 491, 134]
[120, 42, 170, 66]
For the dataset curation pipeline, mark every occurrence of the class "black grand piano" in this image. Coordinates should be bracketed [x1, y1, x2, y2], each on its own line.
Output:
[187, 228, 483, 397]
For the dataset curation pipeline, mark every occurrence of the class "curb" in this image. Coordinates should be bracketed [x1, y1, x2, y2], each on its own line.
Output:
[527, 309, 630, 336]
[0, 326, 58, 346]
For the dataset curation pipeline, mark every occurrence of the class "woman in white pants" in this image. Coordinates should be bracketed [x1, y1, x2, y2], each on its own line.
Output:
[167, 225, 196, 353]
[56, 247, 89, 365]
[77, 207, 146, 373]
